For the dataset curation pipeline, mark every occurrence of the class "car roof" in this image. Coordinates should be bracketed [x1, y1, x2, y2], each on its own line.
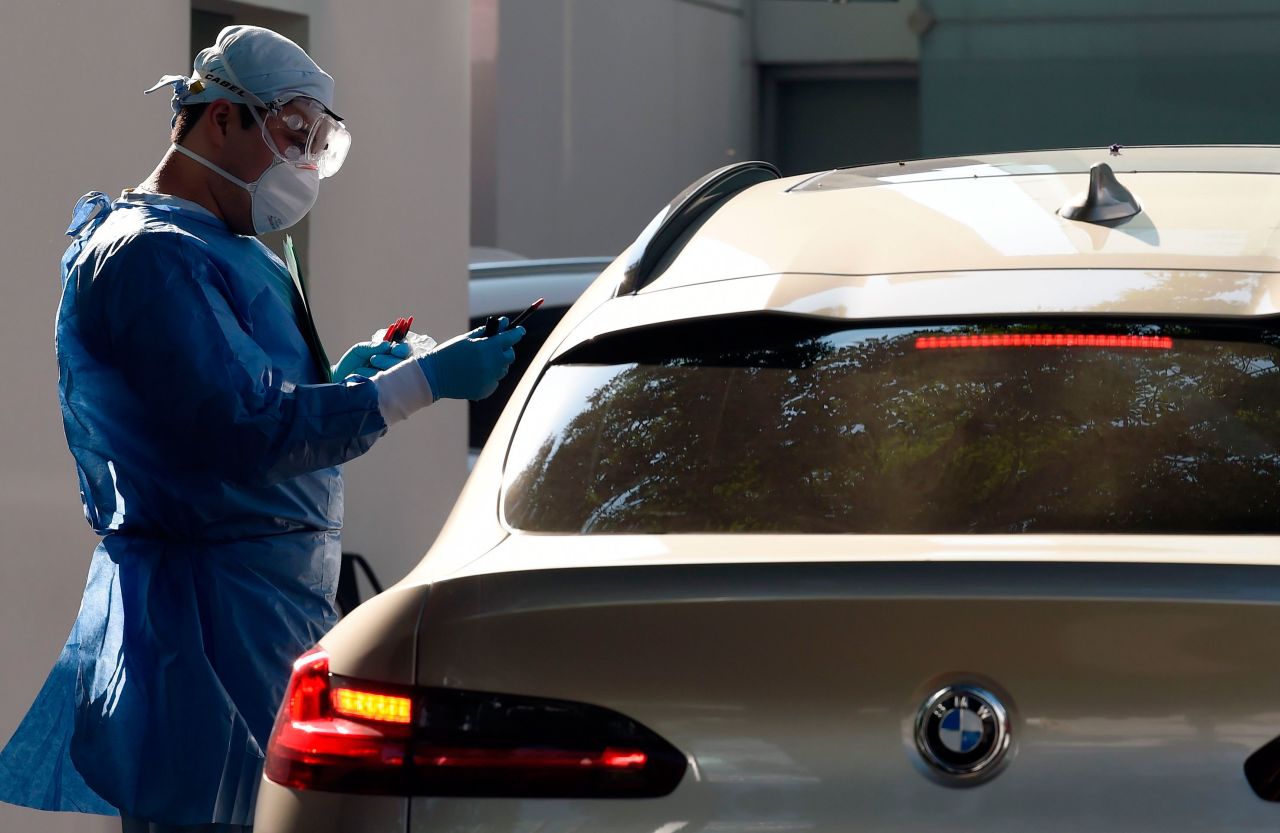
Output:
[642, 145, 1280, 293]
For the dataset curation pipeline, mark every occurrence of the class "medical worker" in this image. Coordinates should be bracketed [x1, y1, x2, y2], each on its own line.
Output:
[0, 25, 524, 832]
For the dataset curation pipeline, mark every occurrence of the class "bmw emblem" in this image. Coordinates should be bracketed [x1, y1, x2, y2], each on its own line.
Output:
[914, 684, 1011, 782]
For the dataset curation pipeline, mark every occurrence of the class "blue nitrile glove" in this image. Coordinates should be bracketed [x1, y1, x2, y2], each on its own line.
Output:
[333, 340, 412, 379]
[365, 342, 414, 373]
[418, 319, 526, 401]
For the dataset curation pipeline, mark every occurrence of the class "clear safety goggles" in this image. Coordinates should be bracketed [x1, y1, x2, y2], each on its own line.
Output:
[259, 98, 351, 178]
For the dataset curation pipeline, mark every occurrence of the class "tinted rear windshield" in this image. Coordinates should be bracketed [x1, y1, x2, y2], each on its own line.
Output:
[503, 318, 1280, 534]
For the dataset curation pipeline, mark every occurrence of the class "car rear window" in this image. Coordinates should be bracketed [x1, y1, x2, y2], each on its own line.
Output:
[502, 317, 1280, 534]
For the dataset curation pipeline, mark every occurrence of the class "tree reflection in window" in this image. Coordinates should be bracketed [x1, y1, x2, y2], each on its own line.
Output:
[504, 322, 1280, 534]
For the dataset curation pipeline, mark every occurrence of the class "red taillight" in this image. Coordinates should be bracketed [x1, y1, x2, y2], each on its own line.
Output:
[264, 648, 413, 793]
[915, 333, 1174, 350]
[264, 647, 686, 798]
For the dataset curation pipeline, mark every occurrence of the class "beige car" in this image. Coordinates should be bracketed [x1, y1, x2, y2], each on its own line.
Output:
[255, 146, 1280, 832]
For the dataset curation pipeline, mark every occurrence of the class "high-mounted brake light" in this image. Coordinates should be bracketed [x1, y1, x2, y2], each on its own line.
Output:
[265, 647, 686, 798]
[603, 750, 648, 769]
[413, 746, 649, 770]
[915, 333, 1173, 350]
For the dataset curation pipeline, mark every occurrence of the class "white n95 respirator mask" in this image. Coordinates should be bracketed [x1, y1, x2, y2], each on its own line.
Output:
[171, 142, 319, 234]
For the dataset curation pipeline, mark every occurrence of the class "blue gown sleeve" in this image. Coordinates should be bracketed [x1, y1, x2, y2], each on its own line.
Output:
[77, 230, 389, 486]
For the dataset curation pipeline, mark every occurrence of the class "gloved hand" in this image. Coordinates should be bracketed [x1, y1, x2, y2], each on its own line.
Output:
[366, 342, 414, 373]
[333, 340, 412, 380]
[418, 319, 526, 401]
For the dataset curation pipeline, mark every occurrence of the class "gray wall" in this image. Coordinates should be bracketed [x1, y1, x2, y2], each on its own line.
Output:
[0, 4, 188, 830]
[0, 2, 470, 830]
[754, 0, 921, 64]
[491, 0, 753, 259]
[753, 1, 924, 175]
[920, 0, 1280, 157]
[472, 0, 501, 247]
[755, 0, 1280, 167]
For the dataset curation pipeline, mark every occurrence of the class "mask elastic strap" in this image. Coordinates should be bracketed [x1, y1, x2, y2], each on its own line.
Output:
[170, 143, 256, 193]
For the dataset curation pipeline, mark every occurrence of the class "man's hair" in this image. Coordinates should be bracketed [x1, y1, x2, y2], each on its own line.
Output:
[171, 102, 257, 144]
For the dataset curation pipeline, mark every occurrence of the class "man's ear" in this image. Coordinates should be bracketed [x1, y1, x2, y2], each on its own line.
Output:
[206, 100, 233, 146]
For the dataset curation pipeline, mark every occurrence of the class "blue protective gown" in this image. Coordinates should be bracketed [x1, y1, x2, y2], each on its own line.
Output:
[0, 191, 390, 826]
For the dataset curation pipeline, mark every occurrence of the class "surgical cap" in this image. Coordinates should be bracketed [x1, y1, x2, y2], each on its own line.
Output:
[146, 25, 339, 125]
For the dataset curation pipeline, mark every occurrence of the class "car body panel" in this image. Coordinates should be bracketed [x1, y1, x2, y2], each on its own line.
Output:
[320, 583, 429, 683]
[254, 780, 407, 833]
[411, 533, 1280, 586]
[406, 559, 1280, 832]
[646, 156, 1280, 291]
[793, 145, 1280, 189]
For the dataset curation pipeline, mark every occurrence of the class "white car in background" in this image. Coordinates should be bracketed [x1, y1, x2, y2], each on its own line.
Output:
[467, 254, 612, 464]
[256, 146, 1280, 832]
